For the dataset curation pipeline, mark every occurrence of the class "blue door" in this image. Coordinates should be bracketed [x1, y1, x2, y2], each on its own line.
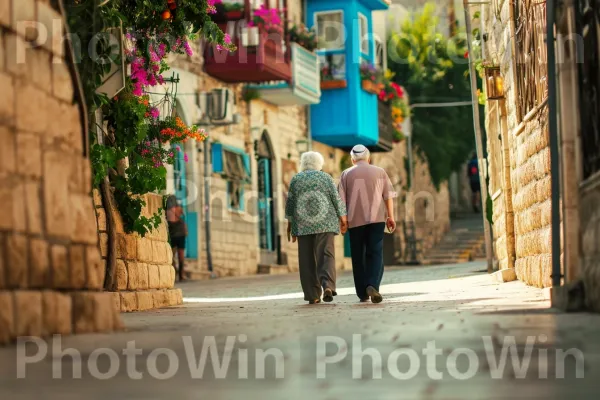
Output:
[258, 158, 274, 251]
[172, 146, 198, 258]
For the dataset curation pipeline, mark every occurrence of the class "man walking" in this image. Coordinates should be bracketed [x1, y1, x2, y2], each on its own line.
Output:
[338, 145, 397, 303]
[467, 152, 481, 213]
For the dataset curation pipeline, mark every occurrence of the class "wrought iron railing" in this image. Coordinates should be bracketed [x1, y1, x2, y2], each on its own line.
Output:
[514, 0, 548, 121]
[575, 0, 600, 179]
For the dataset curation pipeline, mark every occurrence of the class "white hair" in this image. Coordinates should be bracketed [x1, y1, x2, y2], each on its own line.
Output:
[350, 144, 370, 162]
[300, 151, 325, 171]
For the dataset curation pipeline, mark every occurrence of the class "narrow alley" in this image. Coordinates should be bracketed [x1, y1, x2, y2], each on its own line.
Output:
[2, 262, 599, 399]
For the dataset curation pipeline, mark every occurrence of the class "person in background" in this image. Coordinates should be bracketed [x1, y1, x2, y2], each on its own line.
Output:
[285, 151, 348, 304]
[338, 145, 397, 304]
[467, 152, 481, 213]
[166, 196, 188, 281]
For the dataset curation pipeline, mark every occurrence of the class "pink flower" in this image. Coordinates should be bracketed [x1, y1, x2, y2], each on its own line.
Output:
[224, 33, 232, 45]
[132, 85, 143, 96]
[175, 145, 181, 151]
[184, 153, 189, 162]
[149, 107, 160, 119]
[183, 41, 193, 56]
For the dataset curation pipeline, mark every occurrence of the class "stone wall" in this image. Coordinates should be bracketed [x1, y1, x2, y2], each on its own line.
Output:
[483, 0, 553, 287]
[93, 192, 183, 312]
[580, 180, 600, 310]
[0, 0, 121, 344]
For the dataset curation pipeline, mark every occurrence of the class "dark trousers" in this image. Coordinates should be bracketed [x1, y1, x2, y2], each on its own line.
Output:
[349, 222, 385, 299]
[297, 233, 336, 301]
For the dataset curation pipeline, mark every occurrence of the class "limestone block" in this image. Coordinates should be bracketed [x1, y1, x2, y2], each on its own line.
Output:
[72, 292, 116, 333]
[42, 291, 72, 336]
[51, 244, 70, 289]
[62, 103, 83, 153]
[152, 240, 165, 264]
[147, 264, 160, 289]
[69, 244, 86, 289]
[165, 242, 173, 265]
[96, 208, 107, 232]
[24, 181, 42, 235]
[85, 245, 105, 290]
[92, 189, 102, 207]
[26, 46, 52, 91]
[11, 0, 36, 40]
[110, 292, 121, 314]
[116, 260, 128, 291]
[0, 178, 27, 233]
[29, 238, 49, 288]
[52, 59, 74, 102]
[167, 288, 183, 306]
[127, 262, 141, 291]
[0, 0, 8, 26]
[158, 264, 175, 289]
[120, 292, 138, 312]
[70, 193, 98, 245]
[137, 263, 149, 290]
[37, 0, 64, 57]
[14, 291, 43, 338]
[117, 233, 137, 260]
[43, 150, 72, 239]
[491, 268, 517, 283]
[93, 293, 116, 332]
[153, 290, 170, 308]
[136, 291, 154, 311]
[136, 238, 152, 263]
[0, 291, 14, 344]
[0, 125, 16, 174]
[7, 234, 28, 288]
[16, 82, 52, 135]
[99, 232, 108, 258]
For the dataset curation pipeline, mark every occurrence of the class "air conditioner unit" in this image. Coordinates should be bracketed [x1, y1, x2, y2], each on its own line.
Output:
[196, 92, 211, 125]
[209, 88, 237, 125]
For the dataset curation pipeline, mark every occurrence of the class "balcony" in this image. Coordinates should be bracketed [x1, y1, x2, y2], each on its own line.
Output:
[204, 27, 291, 83]
[245, 43, 321, 105]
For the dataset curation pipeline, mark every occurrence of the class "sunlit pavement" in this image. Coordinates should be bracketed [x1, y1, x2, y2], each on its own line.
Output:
[2, 261, 600, 399]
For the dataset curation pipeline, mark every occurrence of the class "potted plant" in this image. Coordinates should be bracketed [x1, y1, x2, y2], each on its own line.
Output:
[289, 23, 317, 52]
[320, 54, 347, 89]
[359, 62, 382, 95]
[224, 2, 244, 20]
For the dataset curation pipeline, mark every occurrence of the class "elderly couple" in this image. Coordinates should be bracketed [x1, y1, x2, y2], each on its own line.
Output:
[285, 145, 397, 304]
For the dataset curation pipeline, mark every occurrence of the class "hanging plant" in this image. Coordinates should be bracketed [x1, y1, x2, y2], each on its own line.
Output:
[289, 23, 317, 52]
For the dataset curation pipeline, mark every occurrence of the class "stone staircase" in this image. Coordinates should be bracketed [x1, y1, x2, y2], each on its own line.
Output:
[421, 213, 486, 265]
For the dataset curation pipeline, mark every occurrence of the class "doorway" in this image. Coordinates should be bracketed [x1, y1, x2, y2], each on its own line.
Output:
[256, 131, 278, 265]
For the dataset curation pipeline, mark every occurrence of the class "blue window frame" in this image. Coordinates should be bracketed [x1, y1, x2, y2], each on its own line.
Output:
[358, 13, 369, 57]
[211, 143, 250, 212]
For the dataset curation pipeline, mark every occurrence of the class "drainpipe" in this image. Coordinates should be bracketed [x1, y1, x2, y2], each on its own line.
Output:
[203, 136, 214, 277]
[463, 0, 495, 273]
[547, 0, 562, 286]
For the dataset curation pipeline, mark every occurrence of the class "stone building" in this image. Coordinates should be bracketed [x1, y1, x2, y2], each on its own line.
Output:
[479, 0, 600, 304]
[0, 0, 121, 344]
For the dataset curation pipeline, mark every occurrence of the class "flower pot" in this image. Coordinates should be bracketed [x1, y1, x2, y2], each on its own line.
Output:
[361, 80, 379, 95]
[321, 80, 348, 90]
[241, 26, 260, 47]
[225, 10, 244, 20]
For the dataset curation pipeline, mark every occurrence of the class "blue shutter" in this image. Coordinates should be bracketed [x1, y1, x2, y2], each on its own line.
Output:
[212, 143, 223, 173]
[242, 154, 251, 179]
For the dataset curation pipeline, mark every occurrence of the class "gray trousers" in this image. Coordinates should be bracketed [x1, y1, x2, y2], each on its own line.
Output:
[297, 233, 336, 301]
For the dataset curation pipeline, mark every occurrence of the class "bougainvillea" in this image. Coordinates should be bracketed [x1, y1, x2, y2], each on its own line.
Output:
[248, 4, 283, 34]
[66, 0, 235, 236]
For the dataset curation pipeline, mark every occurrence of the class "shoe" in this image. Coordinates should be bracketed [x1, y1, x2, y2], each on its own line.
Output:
[323, 289, 334, 303]
[308, 299, 321, 304]
[332, 291, 338, 296]
[359, 298, 370, 303]
[366, 286, 383, 304]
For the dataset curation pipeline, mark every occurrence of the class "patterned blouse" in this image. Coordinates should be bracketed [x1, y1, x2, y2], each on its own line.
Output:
[285, 170, 347, 237]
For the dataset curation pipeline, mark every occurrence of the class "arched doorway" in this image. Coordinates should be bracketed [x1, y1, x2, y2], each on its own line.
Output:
[256, 131, 278, 265]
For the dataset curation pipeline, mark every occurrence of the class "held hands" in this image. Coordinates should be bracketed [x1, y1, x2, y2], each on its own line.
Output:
[340, 216, 348, 235]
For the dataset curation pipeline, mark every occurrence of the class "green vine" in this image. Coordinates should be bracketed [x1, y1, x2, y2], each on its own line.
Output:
[65, 0, 233, 236]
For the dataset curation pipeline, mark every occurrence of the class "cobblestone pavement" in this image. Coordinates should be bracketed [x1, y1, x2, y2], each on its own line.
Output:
[2, 261, 600, 399]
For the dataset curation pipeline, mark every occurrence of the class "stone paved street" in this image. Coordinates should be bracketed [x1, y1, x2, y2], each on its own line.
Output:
[2, 261, 600, 399]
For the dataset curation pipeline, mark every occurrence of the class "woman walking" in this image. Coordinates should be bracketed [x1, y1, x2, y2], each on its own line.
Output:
[166, 196, 188, 281]
[285, 152, 348, 304]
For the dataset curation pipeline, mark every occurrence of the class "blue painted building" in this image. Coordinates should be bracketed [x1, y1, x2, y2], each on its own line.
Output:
[307, 0, 391, 151]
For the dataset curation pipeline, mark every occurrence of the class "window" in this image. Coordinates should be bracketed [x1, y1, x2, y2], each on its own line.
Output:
[358, 13, 369, 55]
[212, 144, 251, 212]
[315, 11, 344, 50]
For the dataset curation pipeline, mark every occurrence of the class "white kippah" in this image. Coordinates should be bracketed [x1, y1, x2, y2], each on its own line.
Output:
[351, 144, 367, 155]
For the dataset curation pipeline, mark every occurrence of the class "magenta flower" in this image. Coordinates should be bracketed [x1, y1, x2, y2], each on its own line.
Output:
[184, 153, 189, 163]
[149, 107, 160, 119]
[183, 41, 193, 56]
[224, 33, 232, 45]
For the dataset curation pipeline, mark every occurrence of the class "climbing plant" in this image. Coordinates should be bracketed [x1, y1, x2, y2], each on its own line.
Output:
[388, 3, 482, 189]
[65, 0, 234, 236]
